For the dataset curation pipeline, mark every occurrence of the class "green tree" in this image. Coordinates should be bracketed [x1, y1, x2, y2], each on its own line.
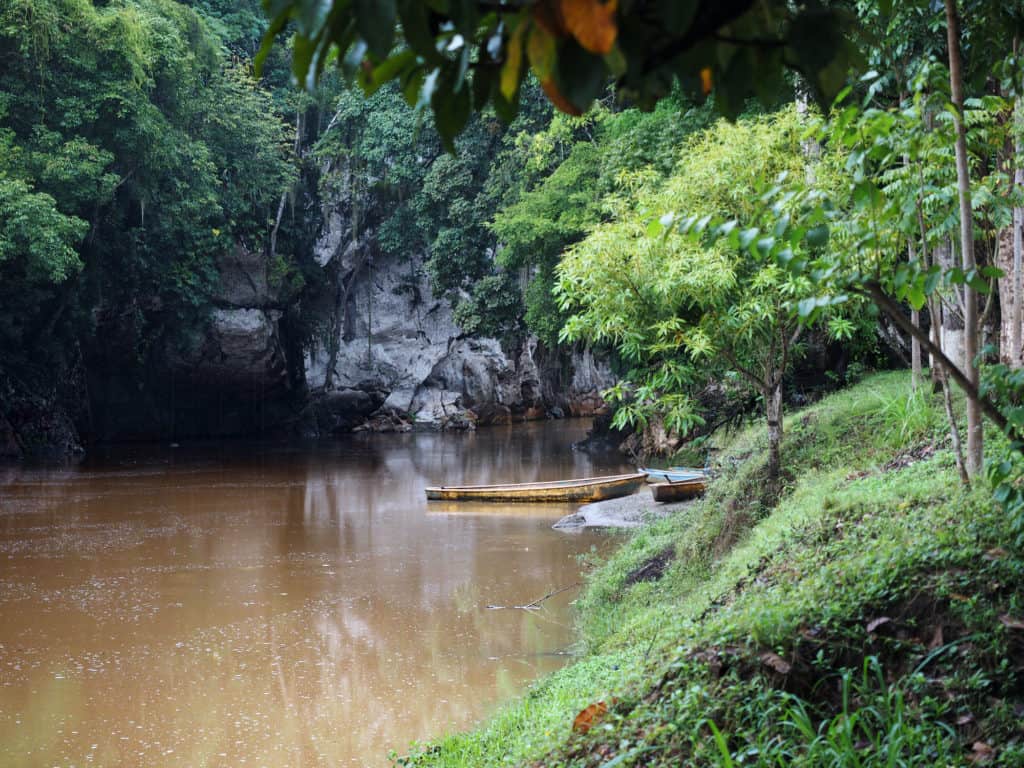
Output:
[557, 108, 848, 480]
[0, 0, 295, 374]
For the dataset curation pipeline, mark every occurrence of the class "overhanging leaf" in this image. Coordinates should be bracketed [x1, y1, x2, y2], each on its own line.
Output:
[353, 0, 396, 58]
[560, 0, 618, 55]
[501, 17, 528, 101]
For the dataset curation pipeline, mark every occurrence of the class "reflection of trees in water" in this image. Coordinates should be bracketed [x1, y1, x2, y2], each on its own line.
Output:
[330, 419, 630, 488]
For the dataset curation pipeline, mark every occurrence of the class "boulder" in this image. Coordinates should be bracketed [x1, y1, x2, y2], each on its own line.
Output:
[313, 386, 387, 434]
[472, 403, 512, 426]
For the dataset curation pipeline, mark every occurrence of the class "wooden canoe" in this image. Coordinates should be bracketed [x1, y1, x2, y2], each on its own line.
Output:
[651, 478, 706, 502]
[425, 473, 646, 503]
[640, 467, 707, 483]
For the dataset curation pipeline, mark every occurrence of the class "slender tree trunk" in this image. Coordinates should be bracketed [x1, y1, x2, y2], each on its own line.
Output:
[764, 380, 783, 482]
[908, 239, 923, 390]
[920, 209, 968, 471]
[919, 210, 944, 391]
[937, 360, 971, 485]
[930, 300, 943, 390]
[945, 0, 983, 476]
[1013, 42, 1024, 366]
[934, 238, 965, 368]
[904, 149, 922, 390]
[929, 258, 971, 486]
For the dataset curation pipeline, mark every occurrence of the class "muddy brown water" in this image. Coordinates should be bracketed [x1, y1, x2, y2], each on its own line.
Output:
[0, 420, 631, 767]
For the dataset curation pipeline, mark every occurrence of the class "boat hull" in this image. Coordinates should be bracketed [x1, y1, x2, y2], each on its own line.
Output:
[651, 479, 706, 502]
[425, 473, 646, 503]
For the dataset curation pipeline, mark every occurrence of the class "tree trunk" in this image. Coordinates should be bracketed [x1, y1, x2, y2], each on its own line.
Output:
[935, 238, 965, 369]
[1013, 83, 1024, 366]
[998, 225, 1016, 364]
[764, 380, 783, 482]
[930, 300, 943, 390]
[946, 0, 983, 476]
[905, 151, 922, 389]
[937, 360, 971, 485]
[907, 239, 922, 389]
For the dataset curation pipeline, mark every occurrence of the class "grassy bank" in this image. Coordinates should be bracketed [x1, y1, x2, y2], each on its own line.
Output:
[397, 371, 1024, 767]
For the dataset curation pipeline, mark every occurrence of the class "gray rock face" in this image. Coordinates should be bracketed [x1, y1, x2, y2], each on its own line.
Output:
[216, 243, 279, 309]
[304, 219, 615, 431]
[83, 156, 614, 447]
[185, 308, 289, 395]
[185, 241, 292, 398]
[159, 250, 292, 409]
[84, 238, 298, 444]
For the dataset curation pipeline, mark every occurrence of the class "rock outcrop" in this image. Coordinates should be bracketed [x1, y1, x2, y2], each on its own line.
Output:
[304, 219, 614, 433]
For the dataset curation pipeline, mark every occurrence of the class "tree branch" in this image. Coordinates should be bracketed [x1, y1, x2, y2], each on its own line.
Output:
[864, 282, 1007, 432]
[720, 347, 769, 392]
[486, 583, 580, 611]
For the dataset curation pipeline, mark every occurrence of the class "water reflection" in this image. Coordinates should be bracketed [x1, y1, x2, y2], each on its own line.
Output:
[0, 421, 629, 767]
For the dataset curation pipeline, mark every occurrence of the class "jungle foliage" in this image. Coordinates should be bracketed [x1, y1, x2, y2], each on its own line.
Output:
[0, 0, 295, 373]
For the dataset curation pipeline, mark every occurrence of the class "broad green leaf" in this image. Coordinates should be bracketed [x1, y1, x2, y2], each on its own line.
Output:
[398, 0, 443, 64]
[554, 38, 607, 113]
[797, 297, 817, 317]
[806, 224, 828, 248]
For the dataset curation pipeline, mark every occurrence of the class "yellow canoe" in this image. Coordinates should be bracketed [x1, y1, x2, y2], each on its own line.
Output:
[651, 478, 706, 503]
[425, 473, 646, 503]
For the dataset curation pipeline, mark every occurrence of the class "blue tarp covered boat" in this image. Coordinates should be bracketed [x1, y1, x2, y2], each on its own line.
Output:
[639, 467, 708, 483]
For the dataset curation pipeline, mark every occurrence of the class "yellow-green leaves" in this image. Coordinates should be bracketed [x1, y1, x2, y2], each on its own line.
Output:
[501, 18, 527, 102]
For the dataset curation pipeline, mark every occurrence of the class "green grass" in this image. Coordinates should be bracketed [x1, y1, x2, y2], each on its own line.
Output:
[396, 371, 1024, 767]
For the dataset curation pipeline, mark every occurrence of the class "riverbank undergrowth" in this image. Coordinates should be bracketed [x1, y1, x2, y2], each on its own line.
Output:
[396, 371, 1024, 767]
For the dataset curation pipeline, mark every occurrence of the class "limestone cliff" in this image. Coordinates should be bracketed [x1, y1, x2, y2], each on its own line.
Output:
[302, 208, 613, 434]
[0, 164, 614, 457]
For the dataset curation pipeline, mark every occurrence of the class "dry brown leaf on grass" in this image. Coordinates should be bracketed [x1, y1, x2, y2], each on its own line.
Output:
[572, 701, 609, 733]
[968, 741, 995, 763]
[759, 651, 791, 675]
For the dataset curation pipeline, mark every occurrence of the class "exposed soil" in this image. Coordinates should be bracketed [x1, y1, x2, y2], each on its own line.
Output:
[623, 547, 676, 586]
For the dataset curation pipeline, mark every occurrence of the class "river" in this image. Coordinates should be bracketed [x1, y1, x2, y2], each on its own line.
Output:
[0, 420, 631, 767]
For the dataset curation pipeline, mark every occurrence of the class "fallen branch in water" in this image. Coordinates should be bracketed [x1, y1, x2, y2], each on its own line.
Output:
[486, 583, 581, 611]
